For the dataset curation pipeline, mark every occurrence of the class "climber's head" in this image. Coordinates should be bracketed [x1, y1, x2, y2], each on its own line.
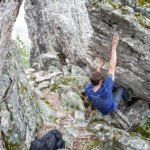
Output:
[90, 71, 104, 86]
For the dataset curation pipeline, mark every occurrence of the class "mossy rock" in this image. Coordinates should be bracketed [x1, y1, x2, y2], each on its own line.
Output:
[107, 0, 122, 9]
[134, 117, 150, 138]
[135, 12, 150, 28]
[2, 129, 26, 150]
[139, 0, 146, 6]
[64, 91, 85, 112]
[50, 75, 89, 92]
[89, 0, 100, 9]
[85, 140, 101, 150]
[143, 3, 150, 8]
[121, 6, 129, 14]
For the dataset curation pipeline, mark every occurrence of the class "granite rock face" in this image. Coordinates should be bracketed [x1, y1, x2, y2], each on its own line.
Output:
[0, 0, 149, 149]
[0, 1, 43, 149]
[87, 0, 150, 101]
[0, 42, 42, 149]
[25, 0, 150, 101]
[24, 0, 150, 148]
[0, 1, 24, 149]
[25, 0, 93, 68]
[0, 0, 23, 76]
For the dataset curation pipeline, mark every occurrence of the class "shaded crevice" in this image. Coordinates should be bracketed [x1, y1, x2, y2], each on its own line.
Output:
[57, 53, 67, 66]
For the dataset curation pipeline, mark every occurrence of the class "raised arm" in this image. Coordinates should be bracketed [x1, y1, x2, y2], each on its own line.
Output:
[108, 35, 119, 80]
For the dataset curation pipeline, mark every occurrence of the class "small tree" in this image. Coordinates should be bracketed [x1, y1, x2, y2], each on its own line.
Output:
[16, 35, 30, 68]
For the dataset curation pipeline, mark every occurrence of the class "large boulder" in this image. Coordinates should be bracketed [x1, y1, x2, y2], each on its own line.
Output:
[25, 0, 93, 67]
[0, 42, 42, 149]
[0, 0, 23, 99]
[89, 100, 150, 135]
[88, 121, 150, 150]
[25, 0, 150, 101]
[0, 0, 22, 76]
[86, 0, 150, 101]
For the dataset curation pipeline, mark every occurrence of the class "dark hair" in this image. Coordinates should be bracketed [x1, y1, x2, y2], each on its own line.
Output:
[90, 71, 104, 86]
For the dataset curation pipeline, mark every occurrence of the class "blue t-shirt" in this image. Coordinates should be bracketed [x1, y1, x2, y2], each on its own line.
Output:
[85, 76, 117, 115]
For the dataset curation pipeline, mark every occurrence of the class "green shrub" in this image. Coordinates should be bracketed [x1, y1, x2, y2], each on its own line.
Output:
[16, 35, 30, 68]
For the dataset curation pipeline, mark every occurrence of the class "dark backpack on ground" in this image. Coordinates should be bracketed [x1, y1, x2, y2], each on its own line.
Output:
[29, 130, 65, 150]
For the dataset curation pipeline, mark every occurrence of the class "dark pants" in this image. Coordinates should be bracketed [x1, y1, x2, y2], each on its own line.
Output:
[114, 87, 129, 103]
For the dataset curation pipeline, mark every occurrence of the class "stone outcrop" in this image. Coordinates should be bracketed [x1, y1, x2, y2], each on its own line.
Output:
[0, 0, 22, 76]
[0, 1, 43, 149]
[87, 0, 150, 101]
[0, 42, 43, 149]
[25, 0, 93, 68]
[25, 66, 150, 150]
[89, 121, 150, 150]
[25, 0, 150, 101]
[23, 0, 150, 149]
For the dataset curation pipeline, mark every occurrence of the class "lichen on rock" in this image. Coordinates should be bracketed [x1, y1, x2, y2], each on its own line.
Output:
[0, 42, 43, 149]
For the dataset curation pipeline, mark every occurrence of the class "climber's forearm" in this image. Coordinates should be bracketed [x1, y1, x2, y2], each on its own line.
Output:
[108, 46, 117, 80]
[110, 46, 117, 69]
[108, 35, 119, 80]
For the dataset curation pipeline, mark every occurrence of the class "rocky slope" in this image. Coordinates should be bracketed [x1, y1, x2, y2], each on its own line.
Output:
[25, 0, 150, 101]
[25, 66, 150, 150]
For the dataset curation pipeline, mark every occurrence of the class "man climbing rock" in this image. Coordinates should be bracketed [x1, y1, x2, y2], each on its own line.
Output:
[85, 35, 130, 115]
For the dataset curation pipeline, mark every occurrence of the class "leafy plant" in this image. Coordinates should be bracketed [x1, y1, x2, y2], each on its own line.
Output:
[16, 35, 30, 68]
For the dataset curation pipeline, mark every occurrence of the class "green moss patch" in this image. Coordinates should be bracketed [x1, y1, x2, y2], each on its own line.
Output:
[85, 140, 101, 150]
[134, 117, 150, 138]
[89, 0, 100, 9]
[135, 12, 150, 28]
[108, 0, 122, 9]
[50, 75, 89, 92]
[139, 0, 146, 6]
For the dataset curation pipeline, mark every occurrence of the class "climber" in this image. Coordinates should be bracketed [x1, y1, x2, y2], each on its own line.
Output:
[85, 35, 130, 115]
